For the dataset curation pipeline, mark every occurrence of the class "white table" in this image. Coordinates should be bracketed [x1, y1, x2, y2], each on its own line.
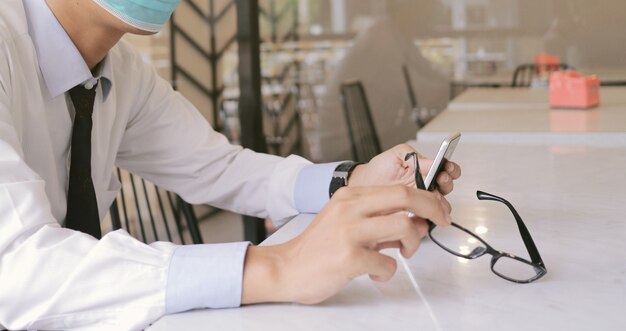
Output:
[148, 141, 626, 331]
[452, 70, 512, 86]
[417, 108, 626, 145]
[447, 86, 626, 111]
[450, 71, 512, 99]
[419, 86, 626, 144]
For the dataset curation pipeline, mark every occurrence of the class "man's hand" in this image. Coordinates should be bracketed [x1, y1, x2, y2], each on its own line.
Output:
[241, 185, 451, 305]
[348, 144, 461, 195]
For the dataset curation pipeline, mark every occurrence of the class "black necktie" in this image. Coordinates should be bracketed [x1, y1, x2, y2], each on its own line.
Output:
[65, 83, 101, 239]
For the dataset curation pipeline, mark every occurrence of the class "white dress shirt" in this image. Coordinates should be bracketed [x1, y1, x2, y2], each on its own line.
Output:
[0, 0, 340, 329]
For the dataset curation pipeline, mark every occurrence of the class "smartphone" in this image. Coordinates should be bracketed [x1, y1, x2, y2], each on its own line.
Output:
[423, 132, 461, 191]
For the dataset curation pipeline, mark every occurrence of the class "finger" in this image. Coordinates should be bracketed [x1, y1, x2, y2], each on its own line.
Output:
[364, 251, 397, 282]
[372, 219, 430, 251]
[346, 185, 452, 226]
[435, 161, 461, 195]
[434, 191, 452, 215]
[436, 172, 454, 195]
[357, 212, 423, 258]
[445, 161, 462, 180]
[410, 217, 429, 239]
[356, 212, 418, 242]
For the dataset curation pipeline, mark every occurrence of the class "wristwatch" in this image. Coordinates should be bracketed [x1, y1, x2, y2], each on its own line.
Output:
[329, 161, 362, 198]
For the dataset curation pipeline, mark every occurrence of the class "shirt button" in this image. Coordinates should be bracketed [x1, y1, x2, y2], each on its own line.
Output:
[85, 78, 98, 90]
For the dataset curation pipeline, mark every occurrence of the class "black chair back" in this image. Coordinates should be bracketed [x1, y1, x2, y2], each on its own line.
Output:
[402, 65, 423, 127]
[340, 80, 382, 163]
[109, 168, 203, 245]
[511, 63, 572, 87]
[402, 65, 419, 110]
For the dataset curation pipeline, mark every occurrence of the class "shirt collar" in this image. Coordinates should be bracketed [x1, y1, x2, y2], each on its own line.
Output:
[23, 0, 112, 100]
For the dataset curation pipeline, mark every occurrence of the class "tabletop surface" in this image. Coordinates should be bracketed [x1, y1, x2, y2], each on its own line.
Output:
[419, 86, 626, 144]
[417, 107, 626, 145]
[148, 141, 626, 331]
[447, 86, 626, 111]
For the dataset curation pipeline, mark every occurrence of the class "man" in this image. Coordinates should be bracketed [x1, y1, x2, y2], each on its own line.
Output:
[0, 0, 461, 329]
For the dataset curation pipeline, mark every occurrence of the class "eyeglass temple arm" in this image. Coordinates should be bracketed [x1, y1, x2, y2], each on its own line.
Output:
[404, 152, 426, 190]
[476, 191, 545, 267]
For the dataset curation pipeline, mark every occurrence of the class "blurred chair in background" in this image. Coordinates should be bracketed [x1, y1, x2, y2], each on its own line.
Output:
[511, 63, 572, 87]
[402, 64, 426, 127]
[340, 80, 382, 162]
[109, 169, 203, 245]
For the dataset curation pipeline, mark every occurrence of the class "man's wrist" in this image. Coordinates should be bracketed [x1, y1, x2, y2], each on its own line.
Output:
[346, 164, 366, 187]
[241, 244, 288, 304]
[329, 161, 362, 197]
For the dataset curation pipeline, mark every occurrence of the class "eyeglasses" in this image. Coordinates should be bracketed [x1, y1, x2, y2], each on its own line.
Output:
[405, 152, 547, 283]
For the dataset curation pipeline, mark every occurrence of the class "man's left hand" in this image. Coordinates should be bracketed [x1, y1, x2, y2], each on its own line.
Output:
[348, 144, 461, 196]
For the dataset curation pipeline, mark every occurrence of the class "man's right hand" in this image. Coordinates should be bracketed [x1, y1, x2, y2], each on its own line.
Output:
[241, 185, 452, 305]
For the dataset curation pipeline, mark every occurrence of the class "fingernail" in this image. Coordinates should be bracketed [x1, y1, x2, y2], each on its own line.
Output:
[443, 174, 450, 183]
[447, 163, 454, 172]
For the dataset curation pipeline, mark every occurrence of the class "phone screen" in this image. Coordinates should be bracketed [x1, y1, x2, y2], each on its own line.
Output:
[424, 133, 461, 191]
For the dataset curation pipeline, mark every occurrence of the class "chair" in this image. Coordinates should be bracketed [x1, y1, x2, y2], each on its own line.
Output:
[511, 63, 572, 87]
[340, 80, 382, 163]
[402, 65, 421, 126]
[109, 168, 203, 245]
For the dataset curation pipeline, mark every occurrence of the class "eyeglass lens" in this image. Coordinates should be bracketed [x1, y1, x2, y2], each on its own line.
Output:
[429, 225, 487, 259]
[429, 225, 541, 282]
[492, 256, 541, 282]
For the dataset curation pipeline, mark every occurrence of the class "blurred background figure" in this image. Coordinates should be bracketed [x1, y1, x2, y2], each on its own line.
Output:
[311, 18, 449, 162]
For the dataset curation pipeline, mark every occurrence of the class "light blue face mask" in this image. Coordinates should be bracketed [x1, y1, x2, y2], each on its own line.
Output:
[93, 0, 180, 32]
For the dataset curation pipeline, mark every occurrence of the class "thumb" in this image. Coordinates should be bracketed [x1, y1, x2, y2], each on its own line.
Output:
[418, 158, 434, 176]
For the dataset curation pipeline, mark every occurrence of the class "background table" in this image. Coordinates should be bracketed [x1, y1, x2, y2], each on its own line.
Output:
[450, 67, 626, 99]
[417, 107, 626, 145]
[419, 86, 626, 144]
[148, 140, 626, 331]
[447, 86, 626, 111]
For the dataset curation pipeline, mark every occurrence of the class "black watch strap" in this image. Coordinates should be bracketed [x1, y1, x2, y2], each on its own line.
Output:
[329, 161, 362, 198]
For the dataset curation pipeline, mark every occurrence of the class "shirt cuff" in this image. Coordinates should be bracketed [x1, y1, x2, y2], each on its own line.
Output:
[294, 162, 343, 214]
[165, 241, 251, 314]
